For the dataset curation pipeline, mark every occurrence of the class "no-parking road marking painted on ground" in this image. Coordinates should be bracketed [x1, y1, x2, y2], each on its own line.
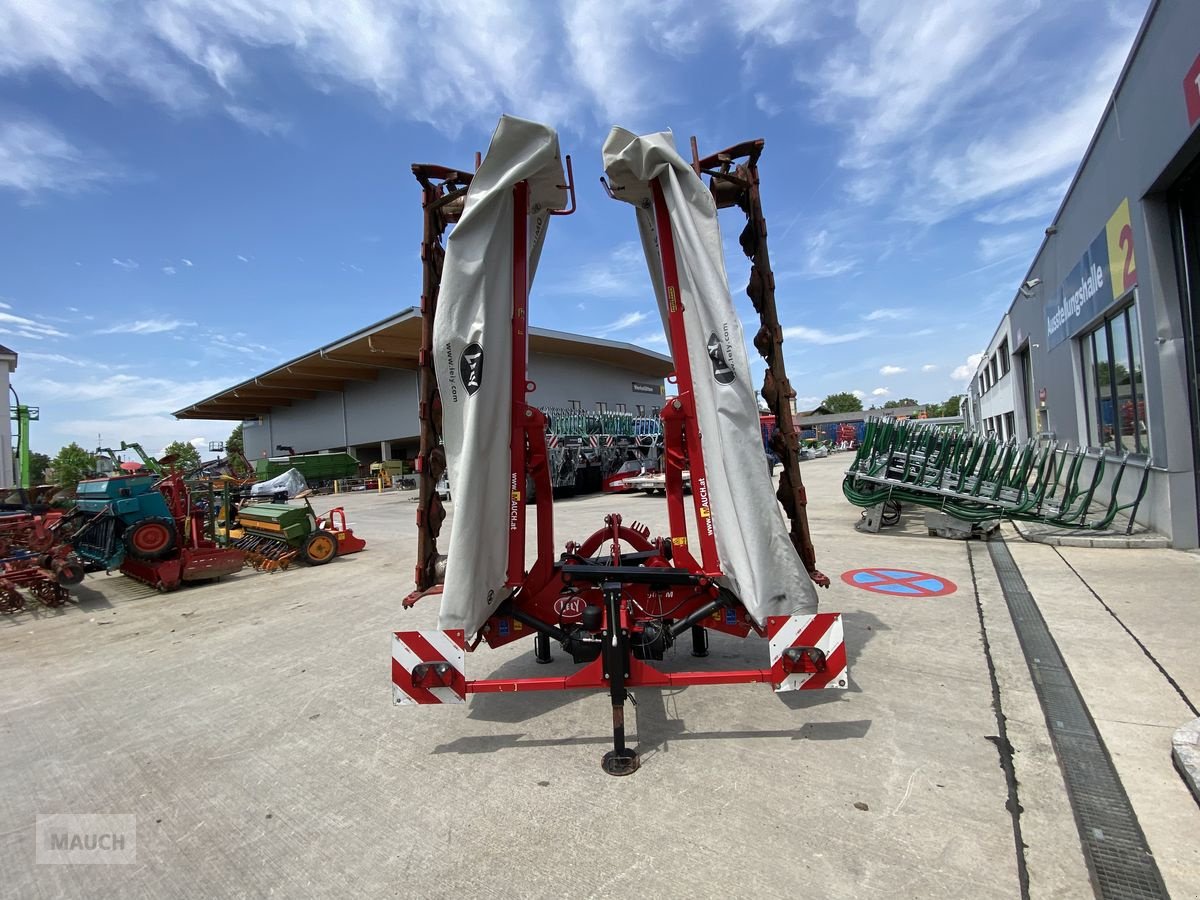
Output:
[840, 567, 957, 597]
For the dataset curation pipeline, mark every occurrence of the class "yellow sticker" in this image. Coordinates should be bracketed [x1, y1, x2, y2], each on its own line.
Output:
[699, 507, 710, 518]
[511, 491, 521, 501]
[514, 620, 523, 630]
[667, 286, 677, 313]
[671, 536, 688, 546]
[1105, 198, 1138, 296]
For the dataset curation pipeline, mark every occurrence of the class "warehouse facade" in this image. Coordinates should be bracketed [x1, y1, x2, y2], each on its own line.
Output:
[174, 308, 671, 469]
[966, 0, 1200, 548]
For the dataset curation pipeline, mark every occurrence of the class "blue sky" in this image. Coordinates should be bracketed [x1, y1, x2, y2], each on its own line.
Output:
[1, 0, 1146, 457]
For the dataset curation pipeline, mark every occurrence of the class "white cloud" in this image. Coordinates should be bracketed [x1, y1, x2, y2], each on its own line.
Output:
[27, 373, 231, 418]
[863, 307, 909, 321]
[754, 92, 781, 116]
[782, 325, 872, 344]
[20, 352, 90, 367]
[911, 41, 1129, 222]
[851, 389, 866, 399]
[786, 0, 1139, 225]
[782, 229, 858, 279]
[879, 365, 905, 376]
[974, 178, 1070, 225]
[727, 0, 817, 48]
[922, 364, 938, 372]
[0, 1, 583, 136]
[111, 257, 139, 270]
[977, 231, 1035, 264]
[0, 300, 11, 309]
[808, 0, 1040, 155]
[96, 318, 196, 335]
[871, 387, 889, 397]
[595, 311, 650, 336]
[554, 241, 647, 298]
[181, 258, 194, 266]
[633, 330, 667, 347]
[0, 118, 121, 199]
[225, 105, 291, 136]
[0, 311, 68, 341]
[162, 265, 177, 276]
[952, 352, 985, 380]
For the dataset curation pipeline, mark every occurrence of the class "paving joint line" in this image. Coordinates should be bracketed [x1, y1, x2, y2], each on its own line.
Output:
[967, 541, 1031, 900]
[1049, 545, 1198, 718]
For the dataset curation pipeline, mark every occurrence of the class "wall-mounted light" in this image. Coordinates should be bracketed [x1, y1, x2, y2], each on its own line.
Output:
[1045, 226, 1058, 236]
[1018, 277, 1042, 299]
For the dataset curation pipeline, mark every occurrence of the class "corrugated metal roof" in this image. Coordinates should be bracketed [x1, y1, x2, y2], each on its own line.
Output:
[174, 307, 672, 421]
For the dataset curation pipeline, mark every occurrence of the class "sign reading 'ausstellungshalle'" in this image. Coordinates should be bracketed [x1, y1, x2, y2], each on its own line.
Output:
[1045, 199, 1138, 350]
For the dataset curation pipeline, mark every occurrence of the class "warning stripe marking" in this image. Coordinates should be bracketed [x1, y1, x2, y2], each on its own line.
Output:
[392, 629, 466, 705]
[766, 613, 848, 692]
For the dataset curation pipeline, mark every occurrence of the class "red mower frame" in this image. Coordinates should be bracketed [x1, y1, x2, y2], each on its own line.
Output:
[399, 139, 846, 776]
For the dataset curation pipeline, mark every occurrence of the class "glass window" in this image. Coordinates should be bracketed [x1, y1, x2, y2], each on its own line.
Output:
[615, 403, 627, 413]
[999, 338, 1010, 376]
[596, 402, 607, 413]
[1004, 411, 1015, 440]
[1080, 303, 1148, 453]
[636, 404, 646, 416]
[1125, 309, 1148, 450]
[569, 400, 581, 411]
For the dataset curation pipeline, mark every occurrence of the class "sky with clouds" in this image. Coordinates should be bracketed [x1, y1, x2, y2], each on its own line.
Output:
[1, 0, 1147, 456]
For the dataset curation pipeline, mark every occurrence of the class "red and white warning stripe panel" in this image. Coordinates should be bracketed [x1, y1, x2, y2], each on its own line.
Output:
[766, 613, 848, 692]
[392, 629, 467, 705]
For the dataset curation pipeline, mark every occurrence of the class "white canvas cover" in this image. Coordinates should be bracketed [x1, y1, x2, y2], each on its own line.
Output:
[601, 127, 817, 623]
[434, 116, 566, 636]
[247, 468, 307, 499]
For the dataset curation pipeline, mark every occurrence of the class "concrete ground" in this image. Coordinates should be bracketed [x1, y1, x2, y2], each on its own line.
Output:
[1, 454, 1198, 898]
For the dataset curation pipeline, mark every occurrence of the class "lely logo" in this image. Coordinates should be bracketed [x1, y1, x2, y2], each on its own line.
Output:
[460, 342, 484, 396]
[706, 332, 735, 385]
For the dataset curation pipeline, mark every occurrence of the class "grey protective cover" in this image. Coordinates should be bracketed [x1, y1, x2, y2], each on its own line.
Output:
[601, 127, 817, 624]
[433, 116, 566, 636]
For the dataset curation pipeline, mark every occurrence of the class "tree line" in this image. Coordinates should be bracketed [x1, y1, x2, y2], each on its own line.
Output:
[819, 392, 962, 418]
[25, 424, 246, 487]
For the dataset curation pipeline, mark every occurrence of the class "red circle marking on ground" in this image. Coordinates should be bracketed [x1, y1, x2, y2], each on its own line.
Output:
[840, 567, 957, 597]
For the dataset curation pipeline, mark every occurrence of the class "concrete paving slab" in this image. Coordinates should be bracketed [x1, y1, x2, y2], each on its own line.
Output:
[1048, 543, 1200, 703]
[1004, 535, 1200, 898]
[0, 453, 1179, 898]
[966, 542, 1092, 899]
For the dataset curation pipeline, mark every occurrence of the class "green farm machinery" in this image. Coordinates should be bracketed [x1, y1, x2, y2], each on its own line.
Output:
[253, 452, 359, 488]
[233, 495, 366, 571]
[842, 417, 1150, 532]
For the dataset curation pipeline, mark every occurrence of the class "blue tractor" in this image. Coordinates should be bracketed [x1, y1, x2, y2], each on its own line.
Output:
[65, 469, 244, 591]
[70, 474, 178, 569]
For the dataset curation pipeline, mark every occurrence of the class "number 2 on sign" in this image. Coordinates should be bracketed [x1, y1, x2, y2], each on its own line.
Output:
[1105, 198, 1138, 294]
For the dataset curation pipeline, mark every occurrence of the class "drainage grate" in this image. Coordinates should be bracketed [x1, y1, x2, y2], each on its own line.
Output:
[987, 539, 1169, 900]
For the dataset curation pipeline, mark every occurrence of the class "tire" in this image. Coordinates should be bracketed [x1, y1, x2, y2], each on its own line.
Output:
[301, 530, 338, 566]
[124, 517, 177, 560]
